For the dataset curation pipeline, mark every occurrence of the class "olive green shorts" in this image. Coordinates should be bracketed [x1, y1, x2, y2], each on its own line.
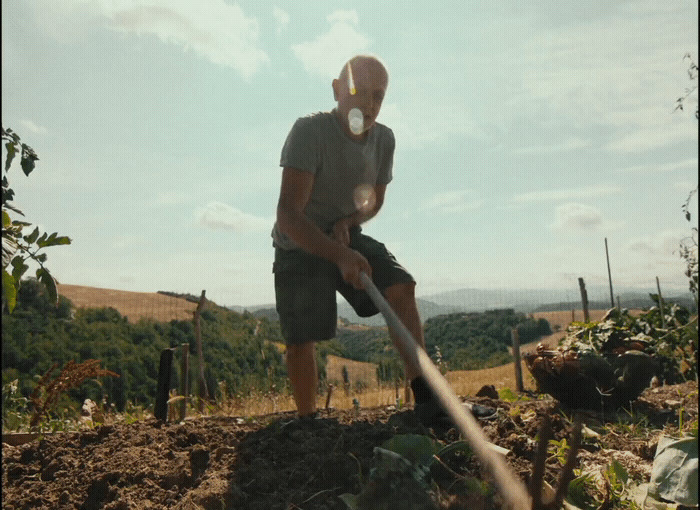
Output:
[273, 228, 415, 345]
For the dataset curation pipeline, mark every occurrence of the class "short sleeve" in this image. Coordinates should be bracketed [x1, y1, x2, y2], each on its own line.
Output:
[279, 116, 321, 175]
[376, 127, 395, 185]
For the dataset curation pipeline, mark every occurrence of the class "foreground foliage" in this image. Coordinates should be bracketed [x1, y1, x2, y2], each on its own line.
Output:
[2, 127, 71, 313]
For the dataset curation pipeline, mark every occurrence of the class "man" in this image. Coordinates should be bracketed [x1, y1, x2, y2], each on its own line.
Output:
[272, 55, 489, 425]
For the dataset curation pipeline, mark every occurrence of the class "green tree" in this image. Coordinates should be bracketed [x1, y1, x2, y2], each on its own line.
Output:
[2, 127, 71, 312]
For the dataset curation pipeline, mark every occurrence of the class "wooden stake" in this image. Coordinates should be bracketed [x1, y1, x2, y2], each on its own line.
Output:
[179, 343, 189, 421]
[193, 290, 208, 412]
[578, 278, 590, 323]
[154, 348, 174, 421]
[656, 277, 667, 329]
[511, 328, 523, 392]
[325, 384, 333, 411]
[605, 238, 615, 308]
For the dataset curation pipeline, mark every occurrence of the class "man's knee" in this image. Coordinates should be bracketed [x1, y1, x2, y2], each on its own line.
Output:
[384, 282, 417, 309]
[286, 341, 316, 361]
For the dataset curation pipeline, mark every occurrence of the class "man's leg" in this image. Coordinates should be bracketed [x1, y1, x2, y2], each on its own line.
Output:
[384, 282, 424, 381]
[285, 341, 318, 417]
[384, 281, 497, 423]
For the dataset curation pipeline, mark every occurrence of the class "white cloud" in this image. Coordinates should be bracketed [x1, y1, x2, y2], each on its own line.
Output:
[513, 185, 621, 203]
[327, 10, 359, 26]
[605, 123, 697, 153]
[195, 202, 272, 232]
[272, 7, 289, 34]
[626, 230, 688, 257]
[19, 119, 48, 134]
[513, 137, 591, 155]
[420, 189, 483, 214]
[291, 9, 371, 78]
[500, 4, 697, 154]
[618, 158, 698, 173]
[550, 203, 604, 231]
[36, 0, 269, 78]
[151, 191, 190, 207]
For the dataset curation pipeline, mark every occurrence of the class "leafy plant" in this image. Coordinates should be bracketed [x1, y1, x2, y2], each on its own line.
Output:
[2, 127, 71, 312]
[563, 302, 696, 384]
[2, 379, 30, 431]
[340, 434, 489, 510]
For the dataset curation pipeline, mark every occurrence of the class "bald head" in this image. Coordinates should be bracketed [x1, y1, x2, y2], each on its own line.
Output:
[338, 55, 389, 90]
[332, 55, 389, 139]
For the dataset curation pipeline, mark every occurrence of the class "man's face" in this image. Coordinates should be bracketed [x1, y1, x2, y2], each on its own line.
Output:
[333, 59, 388, 138]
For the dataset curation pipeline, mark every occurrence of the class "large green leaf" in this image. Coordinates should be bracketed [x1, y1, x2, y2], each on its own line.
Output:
[4, 141, 16, 171]
[10, 256, 28, 281]
[36, 267, 58, 306]
[20, 146, 38, 176]
[2, 268, 17, 312]
[648, 436, 698, 507]
[23, 226, 39, 244]
[36, 232, 72, 248]
[381, 434, 440, 467]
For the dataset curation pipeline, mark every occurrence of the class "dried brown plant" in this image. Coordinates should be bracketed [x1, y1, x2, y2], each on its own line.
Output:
[29, 359, 119, 428]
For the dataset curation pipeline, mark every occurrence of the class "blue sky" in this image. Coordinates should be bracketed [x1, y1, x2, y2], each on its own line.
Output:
[2, 0, 698, 307]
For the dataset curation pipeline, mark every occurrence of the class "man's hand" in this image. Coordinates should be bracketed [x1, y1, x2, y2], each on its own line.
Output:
[336, 245, 371, 289]
[331, 217, 352, 246]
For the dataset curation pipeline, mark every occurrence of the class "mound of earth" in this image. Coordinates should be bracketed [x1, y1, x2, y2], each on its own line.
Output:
[2, 381, 697, 509]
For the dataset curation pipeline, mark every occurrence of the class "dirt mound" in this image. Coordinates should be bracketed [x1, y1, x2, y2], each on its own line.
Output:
[3, 382, 696, 509]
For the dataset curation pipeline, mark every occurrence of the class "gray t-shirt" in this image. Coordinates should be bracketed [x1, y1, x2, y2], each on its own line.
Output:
[271, 111, 395, 250]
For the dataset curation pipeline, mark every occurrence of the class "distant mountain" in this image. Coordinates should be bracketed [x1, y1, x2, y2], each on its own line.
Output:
[228, 298, 460, 326]
[229, 285, 695, 326]
[337, 298, 461, 327]
[422, 285, 695, 314]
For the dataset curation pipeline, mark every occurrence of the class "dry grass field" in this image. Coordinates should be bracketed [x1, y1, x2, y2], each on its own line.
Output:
[57, 284, 198, 323]
[56, 283, 637, 412]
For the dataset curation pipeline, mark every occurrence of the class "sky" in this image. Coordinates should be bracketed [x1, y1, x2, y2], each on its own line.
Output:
[2, 0, 698, 308]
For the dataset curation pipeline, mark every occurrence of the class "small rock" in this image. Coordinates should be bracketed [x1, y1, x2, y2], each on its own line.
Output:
[58, 491, 71, 505]
[190, 447, 210, 479]
[475, 384, 499, 399]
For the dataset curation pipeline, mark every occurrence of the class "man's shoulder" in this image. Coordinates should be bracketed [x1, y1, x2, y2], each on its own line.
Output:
[294, 111, 335, 128]
[373, 121, 394, 139]
[372, 121, 395, 149]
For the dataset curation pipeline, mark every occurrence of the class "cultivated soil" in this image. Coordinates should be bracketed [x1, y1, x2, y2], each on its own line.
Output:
[2, 381, 697, 510]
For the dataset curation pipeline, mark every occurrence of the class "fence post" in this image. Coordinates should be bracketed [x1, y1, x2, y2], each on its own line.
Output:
[179, 343, 189, 421]
[511, 328, 523, 392]
[154, 348, 174, 421]
[578, 278, 590, 323]
[605, 238, 615, 308]
[193, 290, 208, 412]
[325, 384, 333, 411]
[656, 277, 667, 329]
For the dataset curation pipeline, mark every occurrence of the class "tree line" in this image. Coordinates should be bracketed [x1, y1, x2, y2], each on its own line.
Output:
[3, 280, 552, 414]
